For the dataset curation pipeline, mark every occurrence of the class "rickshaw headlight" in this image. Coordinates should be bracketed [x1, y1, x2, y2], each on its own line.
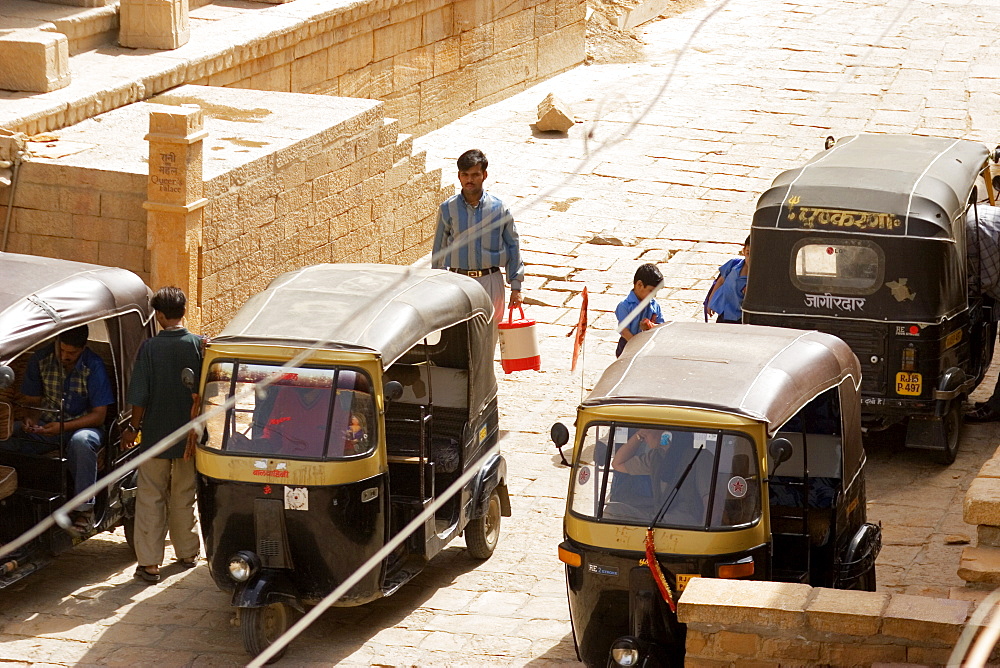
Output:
[610, 638, 640, 666]
[227, 550, 261, 582]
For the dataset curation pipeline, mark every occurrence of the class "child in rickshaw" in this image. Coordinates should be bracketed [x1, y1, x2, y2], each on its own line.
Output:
[344, 413, 367, 455]
[615, 264, 664, 358]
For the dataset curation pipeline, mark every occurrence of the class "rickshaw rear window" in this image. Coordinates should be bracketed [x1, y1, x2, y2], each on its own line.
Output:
[792, 239, 884, 295]
[202, 361, 375, 460]
[569, 423, 760, 530]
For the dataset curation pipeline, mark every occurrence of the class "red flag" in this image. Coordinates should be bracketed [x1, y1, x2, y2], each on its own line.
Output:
[568, 286, 588, 371]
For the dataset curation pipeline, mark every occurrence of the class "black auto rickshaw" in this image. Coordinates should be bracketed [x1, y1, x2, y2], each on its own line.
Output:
[744, 134, 999, 463]
[194, 263, 510, 660]
[0, 251, 153, 587]
[550, 321, 881, 667]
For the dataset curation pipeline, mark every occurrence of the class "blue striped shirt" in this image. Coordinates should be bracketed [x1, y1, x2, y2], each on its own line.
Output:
[432, 192, 525, 291]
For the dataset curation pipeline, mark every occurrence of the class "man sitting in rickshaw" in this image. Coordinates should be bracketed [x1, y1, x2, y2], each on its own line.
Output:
[0, 325, 113, 530]
[610, 428, 711, 526]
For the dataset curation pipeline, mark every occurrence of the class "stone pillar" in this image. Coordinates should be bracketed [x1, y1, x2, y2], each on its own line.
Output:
[119, 0, 190, 50]
[143, 104, 207, 330]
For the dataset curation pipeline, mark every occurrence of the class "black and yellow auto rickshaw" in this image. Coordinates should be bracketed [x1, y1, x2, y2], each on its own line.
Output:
[743, 134, 999, 463]
[195, 263, 510, 660]
[550, 322, 881, 667]
[0, 251, 153, 587]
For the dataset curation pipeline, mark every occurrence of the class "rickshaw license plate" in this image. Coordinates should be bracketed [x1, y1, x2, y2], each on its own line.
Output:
[895, 372, 922, 396]
[676, 574, 700, 591]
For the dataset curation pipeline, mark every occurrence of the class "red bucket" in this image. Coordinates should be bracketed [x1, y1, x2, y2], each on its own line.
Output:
[498, 305, 540, 373]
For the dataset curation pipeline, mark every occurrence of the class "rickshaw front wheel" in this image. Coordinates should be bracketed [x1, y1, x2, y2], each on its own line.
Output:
[466, 488, 502, 559]
[241, 602, 291, 663]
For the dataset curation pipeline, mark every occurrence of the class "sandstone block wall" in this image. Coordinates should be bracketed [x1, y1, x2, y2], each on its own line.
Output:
[0, 165, 148, 278]
[1, 86, 451, 336]
[677, 578, 987, 667]
[196, 104, 449, 334]
[2, 0, 585, 137]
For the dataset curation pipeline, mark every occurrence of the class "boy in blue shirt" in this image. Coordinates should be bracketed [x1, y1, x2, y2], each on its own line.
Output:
[706, 235, 750, 323]
[615, 263, 664, 357]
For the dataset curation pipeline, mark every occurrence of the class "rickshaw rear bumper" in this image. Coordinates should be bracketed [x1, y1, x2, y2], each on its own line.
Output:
[232, 568, 304, 612]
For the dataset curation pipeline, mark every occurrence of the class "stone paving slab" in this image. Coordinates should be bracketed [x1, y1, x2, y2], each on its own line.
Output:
[3, 0, 1000, 665]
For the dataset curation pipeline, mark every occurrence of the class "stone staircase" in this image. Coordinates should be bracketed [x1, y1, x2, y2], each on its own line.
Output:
[0, 0, 118, 56]
[958, 453, 1000, 589]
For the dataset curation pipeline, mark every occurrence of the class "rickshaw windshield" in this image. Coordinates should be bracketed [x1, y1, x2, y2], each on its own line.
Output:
[569, 423, 760, 530]
[201, 361, 376, 460]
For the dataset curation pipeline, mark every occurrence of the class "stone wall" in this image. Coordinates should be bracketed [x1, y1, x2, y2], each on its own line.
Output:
[2, 0, 586, 137]
[677, 578, 984, 667]
[1, 86, 451, 336]
[0, 164, 148, 277]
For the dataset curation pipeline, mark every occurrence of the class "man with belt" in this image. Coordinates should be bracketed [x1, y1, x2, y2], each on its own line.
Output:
[432, 149, 525, 325]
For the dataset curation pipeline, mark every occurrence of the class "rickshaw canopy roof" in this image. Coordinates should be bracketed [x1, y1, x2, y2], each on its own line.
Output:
[585, 322, 860, 434]
[215, 264, 495, 367]
[756, 134, 989, 238]
[0, 251, 152, 363]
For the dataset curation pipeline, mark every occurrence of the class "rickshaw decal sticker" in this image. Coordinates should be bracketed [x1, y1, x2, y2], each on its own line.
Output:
[785, 198, 903, 232]
[804, 293, 866, 312]
[676, 574, 700, 592]
[896, 324, 922, 336]
[252, 460, 289, 478]
[361, 487, 378, 503]
[588, 564, 619, 577]
[284, 486, 308, 510]
[885, 279, 916, 302]
[263, 485, 272, 495]
[578, 466, 591, 485]
[479, 425, 487, 444]
[944, 329, 962, 350]
[727, 476, 748, 498]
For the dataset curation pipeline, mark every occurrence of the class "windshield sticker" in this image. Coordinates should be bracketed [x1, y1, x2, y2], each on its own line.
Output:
[728, 476, 748, 498]
[578, 466, 591, 485]
[804, 293, 866, 312]
[284, 487, 308, 511]
[588, 563, 619, 577]
[785, 197, 903, 232]
[885, 278, 916, 302]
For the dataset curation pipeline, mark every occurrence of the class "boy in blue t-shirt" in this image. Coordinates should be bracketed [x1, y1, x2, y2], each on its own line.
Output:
[615, 263, 664, 357]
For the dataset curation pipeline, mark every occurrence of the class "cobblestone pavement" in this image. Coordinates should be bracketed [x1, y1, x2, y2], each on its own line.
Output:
[3, 0, 1000, 665]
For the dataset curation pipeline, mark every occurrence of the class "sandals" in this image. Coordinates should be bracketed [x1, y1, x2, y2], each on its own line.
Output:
[134, 565, 161, 584]
[966, 404, 1000, 423]
[70, 511, 93, 533]
[177, 556, 198, 569]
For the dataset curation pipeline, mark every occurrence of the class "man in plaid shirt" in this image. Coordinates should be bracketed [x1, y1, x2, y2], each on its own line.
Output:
[966, 203, 1000, 421]
[4, 325, 113, 529]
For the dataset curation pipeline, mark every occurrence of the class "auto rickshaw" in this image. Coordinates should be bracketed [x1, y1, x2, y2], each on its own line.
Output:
[195, 263, 510, 660]
[0, 251, 153, 587]
[743, 133, 999, 463]
[550, 321, 881, 667]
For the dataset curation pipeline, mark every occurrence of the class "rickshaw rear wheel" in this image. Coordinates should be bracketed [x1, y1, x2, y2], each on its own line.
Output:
[466, 488, 501, 559]
[122, 516, 135, 557]
[241, 603, 291, 663]
[937, 401, 962, 465]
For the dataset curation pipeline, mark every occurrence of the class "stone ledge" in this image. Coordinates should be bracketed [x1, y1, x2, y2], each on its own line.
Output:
[0, 30, 71, 93]
[965, 476, 1000, 526]
[959, 545, 1000, 584]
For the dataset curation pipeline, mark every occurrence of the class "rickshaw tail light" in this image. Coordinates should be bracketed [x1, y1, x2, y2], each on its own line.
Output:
[716, 558, 754, 579]
[558, 543, 582, 568]
[902, 346, 917, 371]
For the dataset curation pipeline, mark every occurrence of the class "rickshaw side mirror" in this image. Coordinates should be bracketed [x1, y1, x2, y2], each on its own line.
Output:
[551, 422, 569, 447]
[824, 136, 836, 150]
[768, 437, 793, 477]
[0, 365, 13, 390]
[550, 422, 570, 467]
[180, 368, 196, 390]
[384, 380, 404, 402]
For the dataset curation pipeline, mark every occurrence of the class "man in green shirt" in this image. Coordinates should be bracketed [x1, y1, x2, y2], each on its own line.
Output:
[123, 287, 203, 584]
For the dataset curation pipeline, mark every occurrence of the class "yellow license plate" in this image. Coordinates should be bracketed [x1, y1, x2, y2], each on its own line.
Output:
[895, 372, 922, 396]
[676, 574, 700, 591]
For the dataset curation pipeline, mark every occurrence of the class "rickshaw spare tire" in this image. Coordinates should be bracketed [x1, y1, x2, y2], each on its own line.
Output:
[466, 488, 501, 559]
[241, 603, 291, 663]
[937, 401, 962, 465]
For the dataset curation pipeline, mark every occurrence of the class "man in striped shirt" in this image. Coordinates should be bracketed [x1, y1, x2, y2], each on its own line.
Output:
[432, 149, 525, 326]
